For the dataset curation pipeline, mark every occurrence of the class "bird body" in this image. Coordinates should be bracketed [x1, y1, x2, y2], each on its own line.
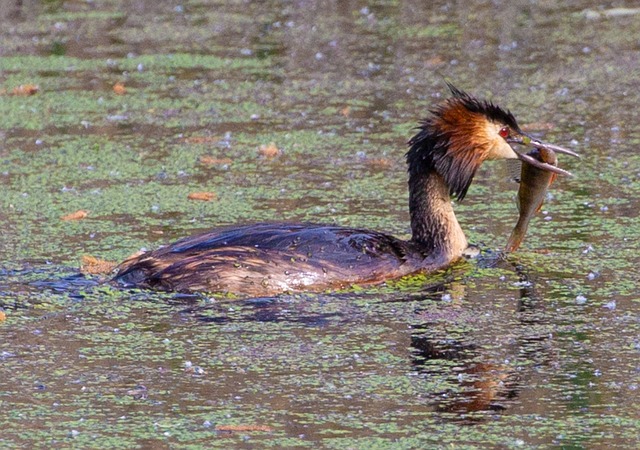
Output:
[115, 223, 439, 296]
[113, 85, 577, 296]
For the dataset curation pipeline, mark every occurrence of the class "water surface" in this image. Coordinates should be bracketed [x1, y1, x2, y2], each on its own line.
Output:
[1, 0, 639, 448]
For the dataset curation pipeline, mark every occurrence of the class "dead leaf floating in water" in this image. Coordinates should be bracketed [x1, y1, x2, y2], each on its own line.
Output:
[199, 155, 233, 166]
[80, 255, 117, 275]
[185, 136, 221, 144]
[113, 82, 126, 95]
[11, 84, 39, 96]
[258, 142, 281, 158]
[61, 210, 89, 221]
[365, 157, 394, 169]
[425, 56, 445, 67]
[188, 191, 217, 201]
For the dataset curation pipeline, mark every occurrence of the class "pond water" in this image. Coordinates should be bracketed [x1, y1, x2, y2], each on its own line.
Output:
[1, 0, 639, 448]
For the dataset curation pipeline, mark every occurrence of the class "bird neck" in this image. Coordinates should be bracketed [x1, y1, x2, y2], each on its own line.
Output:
[408, 168, 468, 262]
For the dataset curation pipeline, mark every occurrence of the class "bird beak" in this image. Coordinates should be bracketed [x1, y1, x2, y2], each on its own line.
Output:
[508, 132, 580, 176]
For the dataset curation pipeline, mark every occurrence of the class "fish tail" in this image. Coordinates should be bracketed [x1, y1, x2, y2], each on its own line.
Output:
[505, 217, 531, 252]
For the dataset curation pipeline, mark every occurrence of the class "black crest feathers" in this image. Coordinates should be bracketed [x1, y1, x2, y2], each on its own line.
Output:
[446, 82, 519, 131]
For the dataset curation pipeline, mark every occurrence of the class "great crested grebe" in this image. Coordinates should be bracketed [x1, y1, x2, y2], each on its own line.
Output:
[113, 84, 578, 296]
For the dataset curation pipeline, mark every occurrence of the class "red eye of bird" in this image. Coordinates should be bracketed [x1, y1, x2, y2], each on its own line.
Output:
[499, 127, 510, 139]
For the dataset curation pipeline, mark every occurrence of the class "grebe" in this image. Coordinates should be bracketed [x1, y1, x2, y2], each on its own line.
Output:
[113, 84, 578, 296]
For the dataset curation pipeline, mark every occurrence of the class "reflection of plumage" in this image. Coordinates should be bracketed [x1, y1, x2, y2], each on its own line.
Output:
[114, 85, 576, 296]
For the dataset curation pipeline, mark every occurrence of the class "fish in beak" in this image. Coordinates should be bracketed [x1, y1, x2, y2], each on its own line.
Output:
[505, 147, 559, 252]
[508, 132, 580, 176]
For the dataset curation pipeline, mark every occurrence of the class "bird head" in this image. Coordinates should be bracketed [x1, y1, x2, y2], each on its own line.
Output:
[407, 83, 578, 200]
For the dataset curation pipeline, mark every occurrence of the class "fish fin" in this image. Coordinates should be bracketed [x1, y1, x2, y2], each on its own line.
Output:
[506, 159, 522, 183]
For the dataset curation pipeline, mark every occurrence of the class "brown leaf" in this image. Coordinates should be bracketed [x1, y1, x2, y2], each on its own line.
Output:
[258, 142, 281, 158]
[184, 136, 221, 144]
[215, 424, 274, 433]
[11, 84, 39, 96]
[113, 82, 126, 95]
[199, 155, 233, 166]
[80, 255, 117, 275]
[0, 310, 6, 322]
[188, 191, 217, 201]
[425, 56, 445, 67]
[340, 105, 351, 117]
[61, 210, 89, 221]
[365, 157, 394, 169]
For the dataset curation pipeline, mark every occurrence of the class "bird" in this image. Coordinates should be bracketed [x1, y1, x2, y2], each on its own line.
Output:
[112, 84, 578, 296]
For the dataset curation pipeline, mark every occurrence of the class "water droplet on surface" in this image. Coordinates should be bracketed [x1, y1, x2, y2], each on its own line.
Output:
[603, 300, 616, 310]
